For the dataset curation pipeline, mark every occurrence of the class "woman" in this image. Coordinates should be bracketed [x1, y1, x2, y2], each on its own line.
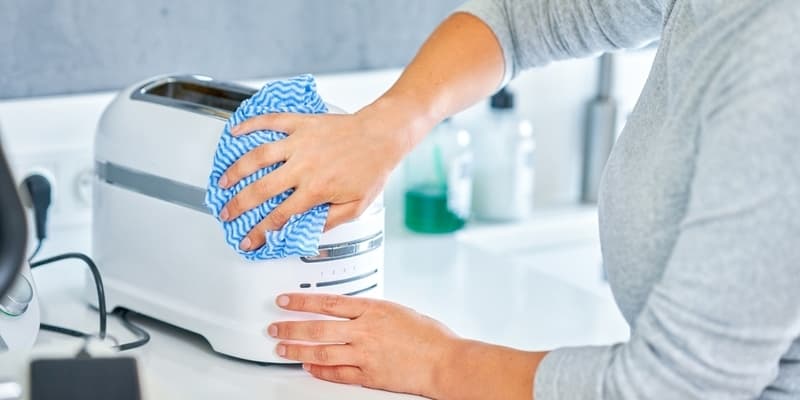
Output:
[217, 0, 800, 398]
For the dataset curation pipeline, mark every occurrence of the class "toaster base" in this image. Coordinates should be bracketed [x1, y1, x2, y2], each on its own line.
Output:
[91, 275, 383, 363]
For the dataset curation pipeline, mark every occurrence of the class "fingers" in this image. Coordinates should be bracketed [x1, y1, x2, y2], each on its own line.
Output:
[267, 320, 353, 343]
[324, 202, 363, 232]
[304, 364, 365, 386]
[237, 191, 320, 251]
[218, 141, 289, 189]
[220, 165, 294, 223]
[276, 343, 359, 366]
[231, 113, 306, 137]
[275, 293, 369, 319]
[260, 190, 321, 232]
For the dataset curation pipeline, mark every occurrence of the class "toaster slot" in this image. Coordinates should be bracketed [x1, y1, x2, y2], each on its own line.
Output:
[131, 75, 256, 120]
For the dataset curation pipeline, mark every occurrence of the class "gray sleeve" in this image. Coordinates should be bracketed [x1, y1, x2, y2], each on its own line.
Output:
[534, 5, 800, 400]
[455, 0, 664, 86]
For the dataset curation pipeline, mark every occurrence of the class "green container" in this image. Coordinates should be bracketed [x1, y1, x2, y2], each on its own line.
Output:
[403, 119, 472, 234]
[404, 184, 466, 233]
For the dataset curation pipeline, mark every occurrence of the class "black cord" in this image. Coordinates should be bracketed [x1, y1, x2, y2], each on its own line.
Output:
[115, 309, 151, 351]
[30, 252, 107, 340]
[22, 174, 51, 244]
[39, 312, 150, 352]
[30, 251, 151, 351]
[40, 323, 90, 338]
[27, 238, 43, 263]
[21, 173, 149, 351]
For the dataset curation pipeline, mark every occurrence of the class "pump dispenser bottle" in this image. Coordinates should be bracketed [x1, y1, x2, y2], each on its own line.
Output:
[472, 87, 535, 221]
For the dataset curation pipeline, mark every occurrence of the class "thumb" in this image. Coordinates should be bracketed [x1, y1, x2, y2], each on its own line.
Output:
[324, 201, 365, 232]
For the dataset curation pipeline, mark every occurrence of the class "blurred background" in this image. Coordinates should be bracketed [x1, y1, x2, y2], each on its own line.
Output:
[0, 0, 656, 288]
[0, 0, 463, 98]
[0, 0, 656, 230]
[0, 4, 662, 387]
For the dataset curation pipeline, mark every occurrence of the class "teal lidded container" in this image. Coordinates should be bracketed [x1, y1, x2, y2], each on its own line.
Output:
[403, 119, 472, 233]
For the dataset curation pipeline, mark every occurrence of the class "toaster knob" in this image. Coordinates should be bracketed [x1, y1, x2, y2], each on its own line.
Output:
[0, 274, 33, 317]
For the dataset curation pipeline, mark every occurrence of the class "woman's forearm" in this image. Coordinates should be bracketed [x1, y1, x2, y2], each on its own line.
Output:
[223, 12, 505, 235]
[432, 339, 548, 400]
[359, 12, 505, 154]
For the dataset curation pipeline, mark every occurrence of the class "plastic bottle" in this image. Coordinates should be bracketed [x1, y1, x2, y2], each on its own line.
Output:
[403, 119, 472, 233]
[471, 87, 536, 221]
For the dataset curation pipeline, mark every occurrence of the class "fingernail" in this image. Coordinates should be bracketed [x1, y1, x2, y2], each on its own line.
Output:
[267, 324, 278, 337]
[231, 125, 241, 135]
[276, 345, 286, 357]
[302, 364, 310, 371]
[239, 237, 251, 250]
[218, 175, 229, 188]
[277, 295, 290, 307]
[220, 208, 230, 221]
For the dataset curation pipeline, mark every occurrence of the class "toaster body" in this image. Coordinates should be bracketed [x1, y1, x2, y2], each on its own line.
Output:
[91, 75, 384, 363]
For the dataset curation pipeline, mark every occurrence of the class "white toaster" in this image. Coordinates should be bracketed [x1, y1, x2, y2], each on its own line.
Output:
[91, 75, 384, 363]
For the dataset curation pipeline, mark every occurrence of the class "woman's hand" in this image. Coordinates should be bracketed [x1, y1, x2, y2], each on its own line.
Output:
[268, 294, 458, 398]
[216, 11, 505, 252]
[269, 293, 547, 400]
[218, 98, 433, 252]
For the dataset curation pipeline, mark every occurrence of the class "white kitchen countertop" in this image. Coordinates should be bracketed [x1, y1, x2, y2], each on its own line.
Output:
[0, 58, 656, 398]
[8, 207, 629, 399]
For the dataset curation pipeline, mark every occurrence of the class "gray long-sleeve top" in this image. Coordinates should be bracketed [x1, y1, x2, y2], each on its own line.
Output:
[456, 0, 800, 398]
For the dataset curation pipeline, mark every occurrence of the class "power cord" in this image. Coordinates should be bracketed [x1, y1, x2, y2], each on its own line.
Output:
[116, 309, 151, 351]
[29, 247, 151, 351]
[30, 252, 108, 339]
[23, 172, 150, 351]
[27, 239, 43, 264]
[23, 174, 50, 263]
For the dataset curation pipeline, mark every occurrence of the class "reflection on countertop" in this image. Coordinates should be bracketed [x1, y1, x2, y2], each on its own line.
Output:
[24, 206, 628, 399]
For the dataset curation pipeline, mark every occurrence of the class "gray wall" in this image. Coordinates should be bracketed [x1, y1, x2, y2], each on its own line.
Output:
[0, 0, 462, 99]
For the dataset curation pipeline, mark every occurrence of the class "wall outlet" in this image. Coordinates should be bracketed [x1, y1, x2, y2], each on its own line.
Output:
[10, 147, 94, 230]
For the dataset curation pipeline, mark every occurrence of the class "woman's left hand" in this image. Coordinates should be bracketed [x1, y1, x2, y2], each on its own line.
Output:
[268, 293, 459, 398]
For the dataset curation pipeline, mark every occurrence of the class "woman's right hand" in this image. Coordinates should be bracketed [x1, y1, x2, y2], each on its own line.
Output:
[217, 97, 433, 252]
[218, 11, 505, 252]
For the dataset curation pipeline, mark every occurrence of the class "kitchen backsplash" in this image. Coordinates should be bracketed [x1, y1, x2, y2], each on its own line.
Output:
[0, 0, 461, 99]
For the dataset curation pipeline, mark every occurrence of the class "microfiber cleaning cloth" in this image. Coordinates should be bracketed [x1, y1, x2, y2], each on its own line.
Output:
[205, 74, 329, 261]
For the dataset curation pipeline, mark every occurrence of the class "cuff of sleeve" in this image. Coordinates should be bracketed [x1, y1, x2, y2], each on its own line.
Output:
[454, 0, 516, 89]
[534, 345, 617, 400]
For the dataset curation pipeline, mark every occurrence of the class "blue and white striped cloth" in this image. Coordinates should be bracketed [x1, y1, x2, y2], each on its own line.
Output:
[205, 75, 329, 261]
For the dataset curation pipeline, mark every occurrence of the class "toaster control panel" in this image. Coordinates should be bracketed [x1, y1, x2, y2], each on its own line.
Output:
[296, 232, 383, 296]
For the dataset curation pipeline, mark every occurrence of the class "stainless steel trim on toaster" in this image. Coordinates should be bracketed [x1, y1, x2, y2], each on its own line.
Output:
[96, 161, 383, 260]
[130, 75, 258, 121]
[301, 232, 384, 263]
[96, 161, 209, 214]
